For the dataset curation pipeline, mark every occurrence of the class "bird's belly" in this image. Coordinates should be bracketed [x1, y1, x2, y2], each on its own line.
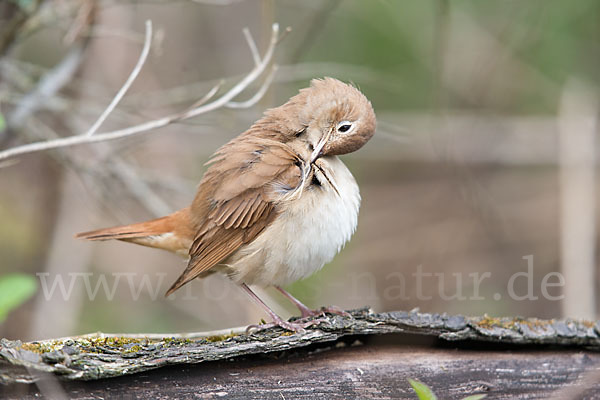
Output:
[224, 157, 361, 287]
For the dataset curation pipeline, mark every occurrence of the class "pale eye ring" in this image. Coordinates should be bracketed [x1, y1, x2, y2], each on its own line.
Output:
[336, 121, 355, 134]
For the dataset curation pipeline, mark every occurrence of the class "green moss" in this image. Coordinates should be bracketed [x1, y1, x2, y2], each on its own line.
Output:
[95, 337, 146, 347]
[204, 333, 238, 343]
[18, 332, 245, 357]
[476, 315, 517, 330]
[20, 341, 60, 354]
[19, 336, 149, 355]
[517, 318, 553, 329]
[160, 337, 193, 345]
[126, 345, 141, 353]
[476, 315, 572, 331]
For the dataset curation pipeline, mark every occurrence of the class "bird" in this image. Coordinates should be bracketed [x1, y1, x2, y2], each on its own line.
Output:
[77, 77, 376, 332]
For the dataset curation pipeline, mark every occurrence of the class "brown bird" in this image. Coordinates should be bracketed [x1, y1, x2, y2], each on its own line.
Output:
[77, 77, 376, 331]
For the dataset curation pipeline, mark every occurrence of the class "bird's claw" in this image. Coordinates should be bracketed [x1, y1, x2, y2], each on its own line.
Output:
[246, 316, 329, 334]
[316, 305, 352, 318]
[244, 304, 351, 334]
[299, 305, 352, 319]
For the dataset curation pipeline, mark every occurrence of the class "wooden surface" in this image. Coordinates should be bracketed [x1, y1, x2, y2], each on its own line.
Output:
[2, 335, 600, 399]
[3, 308, 600, 398]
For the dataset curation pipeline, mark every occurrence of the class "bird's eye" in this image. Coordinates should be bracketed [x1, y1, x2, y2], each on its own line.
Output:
[336, 121, 354, 134]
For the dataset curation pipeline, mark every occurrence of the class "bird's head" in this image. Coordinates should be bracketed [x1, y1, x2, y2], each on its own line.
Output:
[264, 77, 376, 163]
[298, 78, 376, 162]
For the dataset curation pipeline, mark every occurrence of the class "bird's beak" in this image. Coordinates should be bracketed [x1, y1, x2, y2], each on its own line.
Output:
[311, 127, 333, 163]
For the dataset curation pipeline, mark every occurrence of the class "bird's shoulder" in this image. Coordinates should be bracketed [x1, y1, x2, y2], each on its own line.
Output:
[191, 133, 305, 222]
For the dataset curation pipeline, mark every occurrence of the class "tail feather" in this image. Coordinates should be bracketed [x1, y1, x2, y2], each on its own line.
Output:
[75, 217, 172, 241]
[75, 208, 194, 254]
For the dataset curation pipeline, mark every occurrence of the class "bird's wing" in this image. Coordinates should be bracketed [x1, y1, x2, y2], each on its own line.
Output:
[165, 137, 303, 296]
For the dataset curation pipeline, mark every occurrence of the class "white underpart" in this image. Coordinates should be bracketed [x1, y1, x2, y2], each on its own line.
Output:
[222, 155, 360, 287]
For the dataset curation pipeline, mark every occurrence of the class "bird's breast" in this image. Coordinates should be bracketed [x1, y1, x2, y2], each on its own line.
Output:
[224, 156, 361, 287]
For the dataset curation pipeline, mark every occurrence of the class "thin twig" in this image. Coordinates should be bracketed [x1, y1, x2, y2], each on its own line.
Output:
[63, 0, 95, 45]
[118, 61, 400, 110]
[27, 117, 173, 217]
[0, 23, 282, 162]
[226, 64, 278, 109]
[243, 27, 261, 67]
[8, 45, 85, 129]
[276, 26, 292, 45]
[174, 23, 280, 121]
[85, 20, 153, 137]
[181, 80, 223, 113]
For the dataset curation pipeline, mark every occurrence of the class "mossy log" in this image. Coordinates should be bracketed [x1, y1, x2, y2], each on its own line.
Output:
[2, 308, 600, 386]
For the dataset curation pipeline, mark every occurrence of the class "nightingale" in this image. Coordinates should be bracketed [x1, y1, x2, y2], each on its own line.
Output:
[77, 77, 376, 332]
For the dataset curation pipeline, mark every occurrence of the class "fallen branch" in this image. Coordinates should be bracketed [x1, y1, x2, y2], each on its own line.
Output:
[1, 308, 599, 384]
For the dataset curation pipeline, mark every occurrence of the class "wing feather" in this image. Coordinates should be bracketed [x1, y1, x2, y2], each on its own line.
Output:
[165, 138, 302, 296]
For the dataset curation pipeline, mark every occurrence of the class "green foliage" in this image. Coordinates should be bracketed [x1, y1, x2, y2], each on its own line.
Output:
[408, 379, 438, 400]
[0, 274, 37, 323]
[408, 379, 487, 400]
[0, 113, 5, 133]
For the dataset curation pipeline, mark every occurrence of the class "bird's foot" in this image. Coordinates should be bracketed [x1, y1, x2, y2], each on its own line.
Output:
[312, 305, 352, 318]
[246, 316, 329, 334]
[298, 305, 352, 319]
[273, 287, 352, 319]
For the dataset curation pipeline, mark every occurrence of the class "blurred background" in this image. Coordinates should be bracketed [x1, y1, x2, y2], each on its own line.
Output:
[0, 0, 599, 341]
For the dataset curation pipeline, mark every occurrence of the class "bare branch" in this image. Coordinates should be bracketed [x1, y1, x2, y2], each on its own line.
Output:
[8, 45, 85, 129]
[276, 26, 293, 45]
[27, 117, 174, 217]
[226, 64, 278, 109]
[174, 23, 280, 121]
[243, 27, 261, 67]
[63, 0, 95, 45]
[85, 20, 153, 137]
[0, 23, 283, 163]
[180, 80, 223, 113]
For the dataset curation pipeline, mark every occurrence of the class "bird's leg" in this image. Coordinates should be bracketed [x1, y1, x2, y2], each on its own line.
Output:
[241, 283, 326, 333]
[275, 286, 351, 318]
[275, 286, 315, 318]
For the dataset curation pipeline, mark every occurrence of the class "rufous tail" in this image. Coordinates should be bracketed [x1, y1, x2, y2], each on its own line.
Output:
[75, 208, 194, 254]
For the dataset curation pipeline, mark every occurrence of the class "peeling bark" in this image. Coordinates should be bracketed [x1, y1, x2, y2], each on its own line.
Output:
[1, 308, 599, 385]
